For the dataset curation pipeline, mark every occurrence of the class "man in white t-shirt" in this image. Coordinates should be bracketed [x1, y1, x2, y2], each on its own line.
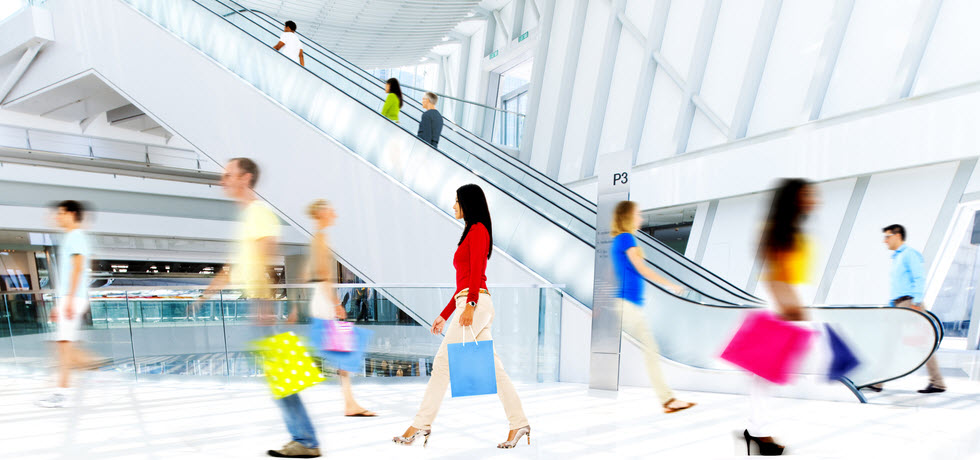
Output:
[274, 20, 305, 67]
[37, 200, 95, 408]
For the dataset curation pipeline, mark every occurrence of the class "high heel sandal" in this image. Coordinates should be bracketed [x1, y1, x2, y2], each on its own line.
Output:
[392, 428, 431, 447]
[662, 398, 696, 414]
[741, 429, 785, 456]
[496, 426, 531, 449]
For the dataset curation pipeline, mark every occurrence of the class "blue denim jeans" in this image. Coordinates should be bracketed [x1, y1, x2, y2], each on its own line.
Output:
[275, 393, 319, 448]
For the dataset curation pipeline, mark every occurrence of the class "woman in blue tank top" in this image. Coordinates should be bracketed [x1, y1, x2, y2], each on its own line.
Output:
[611, 200, 696, 414]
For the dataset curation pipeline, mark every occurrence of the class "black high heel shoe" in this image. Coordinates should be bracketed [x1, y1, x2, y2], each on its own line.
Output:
[741, 429, 785, 456]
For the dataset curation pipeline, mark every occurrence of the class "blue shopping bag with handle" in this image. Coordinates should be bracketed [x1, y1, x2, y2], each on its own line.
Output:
[826, 324, 860, 381]
[447, 326, 497, 397]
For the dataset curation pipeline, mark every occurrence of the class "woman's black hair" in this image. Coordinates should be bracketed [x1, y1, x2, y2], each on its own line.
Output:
[456, 184, 493, 259]
[761, 178, 810, 257]
[386, 78, 404, 108]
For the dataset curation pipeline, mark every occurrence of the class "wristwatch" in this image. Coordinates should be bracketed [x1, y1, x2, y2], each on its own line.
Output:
[467, 301, 478, 307]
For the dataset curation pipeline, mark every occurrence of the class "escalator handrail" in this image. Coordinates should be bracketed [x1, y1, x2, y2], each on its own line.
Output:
[218, 2, 597, 213]
[219, 2, 767, 305]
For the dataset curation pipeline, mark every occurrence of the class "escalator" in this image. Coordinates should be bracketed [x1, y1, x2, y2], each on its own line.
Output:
[9, 0, 942, 393]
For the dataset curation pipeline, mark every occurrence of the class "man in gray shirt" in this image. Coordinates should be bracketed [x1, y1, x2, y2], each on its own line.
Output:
[417, 92, 443, 148]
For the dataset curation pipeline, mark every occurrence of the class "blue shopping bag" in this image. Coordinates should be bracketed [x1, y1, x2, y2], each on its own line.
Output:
[447, 327, 497, 397]
[319, 325, 374, 373]
[826, 325, 860, 381]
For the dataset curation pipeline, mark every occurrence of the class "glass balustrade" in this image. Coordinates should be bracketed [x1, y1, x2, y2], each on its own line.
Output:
[0, 284, 563, 384]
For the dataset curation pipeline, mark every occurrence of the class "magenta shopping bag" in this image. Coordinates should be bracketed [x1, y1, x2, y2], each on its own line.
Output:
[721, 310, 816, 384]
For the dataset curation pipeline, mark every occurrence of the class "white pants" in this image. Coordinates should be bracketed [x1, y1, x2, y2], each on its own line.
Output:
[53, 298, 89, 342]
[411, 293, 529, 430]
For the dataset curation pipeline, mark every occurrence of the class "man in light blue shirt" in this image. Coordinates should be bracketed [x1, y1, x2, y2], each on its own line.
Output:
[881, 224, 945, 394]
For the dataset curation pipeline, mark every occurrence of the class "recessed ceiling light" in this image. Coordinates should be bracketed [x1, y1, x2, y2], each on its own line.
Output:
[465, 11, 475, 17]
[442, 36, 449, 41]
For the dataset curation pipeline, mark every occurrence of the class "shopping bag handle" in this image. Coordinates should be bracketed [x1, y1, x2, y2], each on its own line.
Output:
[461, 325, 479, 346]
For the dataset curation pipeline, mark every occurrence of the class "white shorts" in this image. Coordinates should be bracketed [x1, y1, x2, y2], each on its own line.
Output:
[53, 298, 90, 342]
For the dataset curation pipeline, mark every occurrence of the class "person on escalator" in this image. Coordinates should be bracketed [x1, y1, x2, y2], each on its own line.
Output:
[306, 199, 377, 417]
[741, 178, 818, 456]
[392, 184, 531, 449]
[609, 200, 696, 414]
[417, 92, 443, 148]
[866, 224, 946, 394]
[273, 21, 305, 67]
[382, 78, 403, 123]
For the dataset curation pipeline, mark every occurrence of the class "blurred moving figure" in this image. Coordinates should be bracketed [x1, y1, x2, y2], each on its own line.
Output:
[37, 200, 95, 409]
[204, 158, 320, 458]
[273, 20, 305, 67]
[874, 224, 945, 394]
[307, 199, 376, 417]
[609, 201, 696, 414]
[353, 287, 371, 322]
[417, 92, 443, 148]
[743, 178, 818, 456]
[393, 184, 530, 449]
[382, 78, 403, 122]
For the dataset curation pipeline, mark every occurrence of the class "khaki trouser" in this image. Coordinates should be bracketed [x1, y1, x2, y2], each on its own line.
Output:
[895, 298, 946, 389]
[620, 300, 675, 404]
[412, 293, 529, 430]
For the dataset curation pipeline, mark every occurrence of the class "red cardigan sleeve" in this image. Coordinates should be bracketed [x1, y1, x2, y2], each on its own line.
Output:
[438, 224, 489, 320]
[464, 224, 488, 305]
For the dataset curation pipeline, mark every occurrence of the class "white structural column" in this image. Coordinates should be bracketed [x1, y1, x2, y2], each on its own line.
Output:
[890, 0, 943, 100]
[453, 33, 472, 125]
[518, 0, 556, 164]
[670, 0, 722, 155]
[578, 0, 627, 178]
[511, 0, 526, 40]
[802, 0, 855, 121]
[624, 1, 671, 164]
[543, 0, 590, 178]
[728, 0, 782, 140]
[476, 12, 498, 139]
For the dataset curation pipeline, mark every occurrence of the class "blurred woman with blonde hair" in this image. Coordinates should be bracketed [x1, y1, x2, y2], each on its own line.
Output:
[610, 200, 696, 414]
[307, 199, 375, 417]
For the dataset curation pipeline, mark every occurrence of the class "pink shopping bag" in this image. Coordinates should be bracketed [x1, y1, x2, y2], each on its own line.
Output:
[325, 320, 355, 352]
[720, 310, 816, 384]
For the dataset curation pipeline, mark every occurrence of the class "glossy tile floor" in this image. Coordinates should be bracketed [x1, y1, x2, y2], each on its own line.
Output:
[2, 370, 979, 460]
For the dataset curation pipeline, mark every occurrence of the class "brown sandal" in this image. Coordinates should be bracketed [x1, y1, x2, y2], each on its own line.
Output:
[662, 398, 696, 414]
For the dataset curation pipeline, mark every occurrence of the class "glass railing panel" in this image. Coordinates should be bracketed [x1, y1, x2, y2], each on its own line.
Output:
[0, 284, 562, 384]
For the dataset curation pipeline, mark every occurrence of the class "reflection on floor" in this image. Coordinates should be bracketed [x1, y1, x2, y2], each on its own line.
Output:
[1, 371, 979, 459]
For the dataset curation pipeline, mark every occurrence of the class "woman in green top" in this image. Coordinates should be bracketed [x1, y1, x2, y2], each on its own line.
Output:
[382, 78, 403, 122]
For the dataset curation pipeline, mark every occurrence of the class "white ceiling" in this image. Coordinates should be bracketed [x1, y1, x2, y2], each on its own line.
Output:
[236, 0, 483, 69]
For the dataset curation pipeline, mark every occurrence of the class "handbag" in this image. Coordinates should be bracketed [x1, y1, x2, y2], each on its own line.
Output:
[720, 310, 816, 384]
[321, 326, 374, 373]
[447, 326, 497, 397]
[826, 324, 860, 381]
[253, 331, 325, 399]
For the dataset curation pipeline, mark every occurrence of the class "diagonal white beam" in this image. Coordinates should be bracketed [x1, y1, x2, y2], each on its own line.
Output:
[891, 0, 943, 100]
[493, 9, 511, 41]
[671, 0, 722, 155]
[579, 0, 627, 178]
[625, 0, 671, 163]
[544, 0, 590, 178]
[802, 0, 855, 121]
[729, 0, 782, 139]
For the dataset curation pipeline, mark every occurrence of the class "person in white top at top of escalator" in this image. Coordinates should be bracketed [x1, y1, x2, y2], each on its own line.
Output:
[274, 20, 305, 67]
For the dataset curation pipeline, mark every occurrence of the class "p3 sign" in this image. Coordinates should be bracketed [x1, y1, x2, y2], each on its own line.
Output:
[612, 172, 628, 186]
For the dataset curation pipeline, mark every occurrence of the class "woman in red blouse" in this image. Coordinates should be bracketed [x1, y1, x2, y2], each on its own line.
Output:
[393, 184, 530, 449]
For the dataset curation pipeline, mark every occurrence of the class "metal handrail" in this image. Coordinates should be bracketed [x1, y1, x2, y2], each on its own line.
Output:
[400, 83, 527, 118]
[0, 283, 567, 296]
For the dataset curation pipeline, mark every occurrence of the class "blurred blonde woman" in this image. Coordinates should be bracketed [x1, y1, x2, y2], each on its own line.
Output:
[610, 201, 696, 414]
[307, 200, 375, 417]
